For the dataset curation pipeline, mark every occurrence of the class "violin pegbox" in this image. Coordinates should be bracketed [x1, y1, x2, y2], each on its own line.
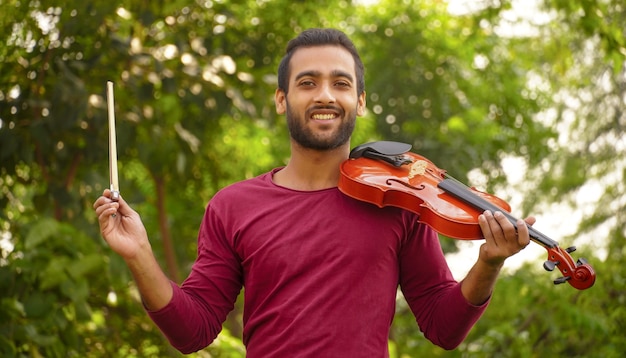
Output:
[543, 246, 596, 290]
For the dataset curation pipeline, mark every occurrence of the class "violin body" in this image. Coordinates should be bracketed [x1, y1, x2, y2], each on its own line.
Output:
[340, 152, 509, 240]
[339, 141, 596, 290]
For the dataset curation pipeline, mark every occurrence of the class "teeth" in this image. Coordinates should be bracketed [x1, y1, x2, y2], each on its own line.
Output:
[312, 114, 335, 120]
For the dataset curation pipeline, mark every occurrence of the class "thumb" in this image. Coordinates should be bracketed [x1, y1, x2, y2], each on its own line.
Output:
[114, 194, 138, 218]
[524, 216, 536, 227]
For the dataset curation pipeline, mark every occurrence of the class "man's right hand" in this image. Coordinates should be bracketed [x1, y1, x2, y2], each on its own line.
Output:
[93, 189, 173, 310]
[93, 189, 150, 261]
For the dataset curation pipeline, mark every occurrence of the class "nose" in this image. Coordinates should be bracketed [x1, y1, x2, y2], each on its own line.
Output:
[314, 83, 336, 104]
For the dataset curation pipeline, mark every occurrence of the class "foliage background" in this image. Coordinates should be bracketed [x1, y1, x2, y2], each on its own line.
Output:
[0, 0, 624, 356]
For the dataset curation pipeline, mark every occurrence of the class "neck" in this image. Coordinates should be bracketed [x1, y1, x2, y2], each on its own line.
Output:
[273, 141, 351, 191]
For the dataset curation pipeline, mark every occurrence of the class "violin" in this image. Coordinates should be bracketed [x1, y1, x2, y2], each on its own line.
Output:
[339, 141, 596, 290]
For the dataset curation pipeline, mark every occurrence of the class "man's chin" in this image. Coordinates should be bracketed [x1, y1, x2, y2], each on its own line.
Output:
[294, 137, 349, 151]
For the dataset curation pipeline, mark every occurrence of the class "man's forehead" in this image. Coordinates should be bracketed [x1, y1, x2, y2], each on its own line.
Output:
[289, 45, 356, 79]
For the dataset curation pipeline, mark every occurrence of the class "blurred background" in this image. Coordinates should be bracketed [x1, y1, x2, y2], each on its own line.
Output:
[0, 0, 624, 356]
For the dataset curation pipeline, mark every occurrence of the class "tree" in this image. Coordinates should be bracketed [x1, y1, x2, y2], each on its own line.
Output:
[386, 0, 625, 356]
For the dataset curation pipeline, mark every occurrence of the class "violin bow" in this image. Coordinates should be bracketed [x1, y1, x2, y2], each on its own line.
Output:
[107, 81, 120, 202]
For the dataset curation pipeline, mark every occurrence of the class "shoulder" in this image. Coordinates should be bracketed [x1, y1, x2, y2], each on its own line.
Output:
[205, 169, 283, 217]
[212, 169, 276, 201]
[198, 170, 277, 236]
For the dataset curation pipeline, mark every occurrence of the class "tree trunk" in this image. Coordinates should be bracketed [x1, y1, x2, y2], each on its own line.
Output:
[153, 174, 180, 282]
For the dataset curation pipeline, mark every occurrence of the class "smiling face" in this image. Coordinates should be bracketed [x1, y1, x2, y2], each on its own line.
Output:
[275, 45, 366, 151]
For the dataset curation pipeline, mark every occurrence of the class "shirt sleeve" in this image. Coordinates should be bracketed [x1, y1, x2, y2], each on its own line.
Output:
[399, 221, 489, 350]
[147, 203, 243, 354]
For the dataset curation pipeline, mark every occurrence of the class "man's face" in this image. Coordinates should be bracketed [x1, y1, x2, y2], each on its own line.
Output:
[275, 45, 366, 151]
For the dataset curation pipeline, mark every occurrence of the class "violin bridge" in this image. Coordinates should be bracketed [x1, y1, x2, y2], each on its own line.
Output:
[408, 160, 428, 179]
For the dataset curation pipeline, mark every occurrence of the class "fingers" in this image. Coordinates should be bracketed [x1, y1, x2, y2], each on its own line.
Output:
[93, 189, 141, 224]
[93, 189, 121, 220]
[112, 193, 135, 217]
[478, 210, 531, 247]
[478, 210, 535, 267]
[515, 218, 531, 247]
[479, 211, 514, 242]
[477, 212, 494, 241]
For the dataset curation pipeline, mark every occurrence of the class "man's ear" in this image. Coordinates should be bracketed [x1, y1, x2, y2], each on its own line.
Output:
[357, 91, 366, 116]
[275, 88, 286, 114]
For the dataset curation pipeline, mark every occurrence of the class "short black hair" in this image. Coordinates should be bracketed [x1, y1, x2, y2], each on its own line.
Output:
[277, 28, 365, 95]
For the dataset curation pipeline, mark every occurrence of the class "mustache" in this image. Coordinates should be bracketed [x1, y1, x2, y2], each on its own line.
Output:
[306, 105, 344, 116]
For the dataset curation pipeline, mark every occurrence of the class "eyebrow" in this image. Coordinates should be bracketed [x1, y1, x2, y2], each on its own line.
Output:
[294, 69, 354, 83]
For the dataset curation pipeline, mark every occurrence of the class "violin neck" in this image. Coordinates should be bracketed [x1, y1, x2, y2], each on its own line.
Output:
[438, 178, 558, 248]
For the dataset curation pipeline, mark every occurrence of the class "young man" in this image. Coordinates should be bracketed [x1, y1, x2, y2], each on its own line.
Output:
[94, 28, 534, 356]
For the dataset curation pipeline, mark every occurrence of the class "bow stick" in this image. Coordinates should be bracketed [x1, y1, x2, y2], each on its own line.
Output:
[107, 81, 120, 201]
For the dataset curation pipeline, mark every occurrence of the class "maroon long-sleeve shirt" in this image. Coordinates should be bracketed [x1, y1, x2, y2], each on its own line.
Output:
[148, 169, 488, 356]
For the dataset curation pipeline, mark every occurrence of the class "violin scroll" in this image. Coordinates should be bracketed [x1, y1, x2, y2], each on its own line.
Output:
[544, 246, 596, 290]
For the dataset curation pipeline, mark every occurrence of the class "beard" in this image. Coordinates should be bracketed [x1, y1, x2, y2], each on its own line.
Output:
[285, 102, 356, 151]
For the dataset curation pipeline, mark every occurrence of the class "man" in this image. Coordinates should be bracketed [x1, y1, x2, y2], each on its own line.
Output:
[94, 28, 534, 356]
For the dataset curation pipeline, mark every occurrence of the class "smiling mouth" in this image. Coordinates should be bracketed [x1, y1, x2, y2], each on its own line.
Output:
[311, 113, 337, 120]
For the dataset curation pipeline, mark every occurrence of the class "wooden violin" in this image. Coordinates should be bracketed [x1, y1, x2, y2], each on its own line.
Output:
[339, 141, 596, 290]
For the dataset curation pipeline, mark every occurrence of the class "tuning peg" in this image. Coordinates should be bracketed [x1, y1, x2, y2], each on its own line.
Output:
[554, 276, 571, 285]
[543, 260, 559, 272]
[565, 246, 577, 253]
[577, 257, 588, 266]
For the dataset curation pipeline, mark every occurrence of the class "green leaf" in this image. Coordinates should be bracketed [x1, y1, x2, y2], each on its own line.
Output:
[23, 292, 55, 319]
[24, 218, 59, 251]
[60, 278, 89, 302]
[39, 257, 70, 290]
[0, 334, 17, 357]
[446, 115, 469, 133]
[66, 253, 105, 280]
